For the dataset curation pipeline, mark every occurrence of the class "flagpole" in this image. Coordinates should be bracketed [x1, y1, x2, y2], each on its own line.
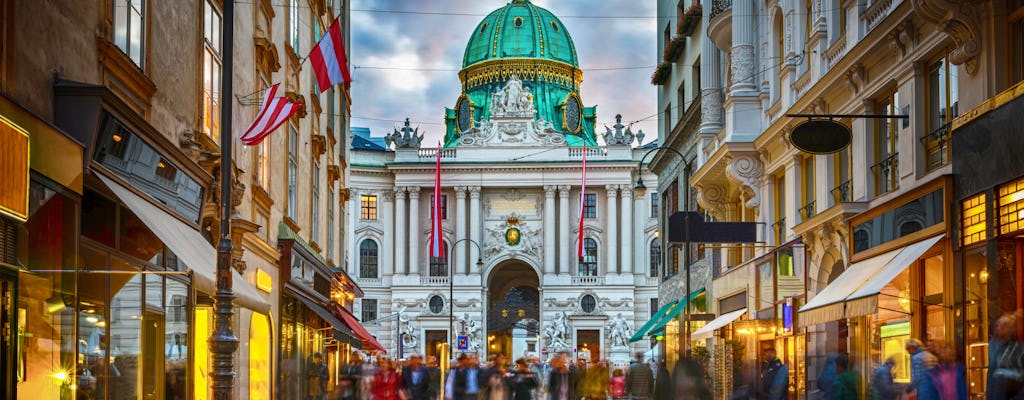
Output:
[211, 0, 239, 399]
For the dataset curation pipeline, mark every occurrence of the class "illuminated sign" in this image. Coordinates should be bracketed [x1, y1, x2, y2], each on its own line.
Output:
[0, 115, 29, 221]
[256, 269, 273, 293]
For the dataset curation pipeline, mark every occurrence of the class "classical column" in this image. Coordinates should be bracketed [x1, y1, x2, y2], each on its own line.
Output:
[730, 0, 757, 94]
[469, 186, 482, 275]
[381, 190, 395, 277]
[348, 188, 361, 277]
[407, 186, 421, 275]
[605, 185, 619, 276]
[620, 185, 634, 275]
[558, 185, 571, 275]
[700, 0, 723, 135]
[455, 186, 468, 275]
[394, 187, 407, 277]
[543, 186, 557, 276]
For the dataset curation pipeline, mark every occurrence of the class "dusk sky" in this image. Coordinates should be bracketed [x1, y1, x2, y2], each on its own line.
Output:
[349, 0, 660, 146]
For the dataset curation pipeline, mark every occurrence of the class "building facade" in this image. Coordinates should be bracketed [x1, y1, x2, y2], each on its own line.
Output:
[676, 0, 1024, 399]
[0, 1, 367, 399]
[347, 0, 660, 364]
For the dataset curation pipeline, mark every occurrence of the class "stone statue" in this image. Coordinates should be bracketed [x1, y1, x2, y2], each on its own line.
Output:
[489, 75, 535, 116]
[606, 313, 632, 348]
[399, 314, 419, 349]
[387, 118, 425, 149]
[544, 311, 571, 351]
[456, 313, 482, 352]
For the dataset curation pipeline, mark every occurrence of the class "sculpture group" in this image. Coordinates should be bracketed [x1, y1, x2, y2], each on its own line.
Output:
[490, 74, 536, 116]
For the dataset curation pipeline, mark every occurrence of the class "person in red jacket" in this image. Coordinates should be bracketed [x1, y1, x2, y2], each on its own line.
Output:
[373, 358, 404, 400]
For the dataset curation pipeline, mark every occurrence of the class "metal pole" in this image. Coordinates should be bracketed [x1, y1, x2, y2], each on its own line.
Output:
[448, 238, 483, 355]
[211, 0, 239, 399]
[683, 164, 691, 357]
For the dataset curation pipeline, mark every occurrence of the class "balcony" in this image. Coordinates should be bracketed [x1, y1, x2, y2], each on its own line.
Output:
[831, 180, 852, 204]
[420, 276, 450, 286]
[771, 217, 786, 245]
[799, 201, 816, 221]
[355, 277, 382, 287]
[871, 154, 900, 195]
[571, 276, 605, 286]
[707, 0, 732, 51]
[922, 121, 951, 172]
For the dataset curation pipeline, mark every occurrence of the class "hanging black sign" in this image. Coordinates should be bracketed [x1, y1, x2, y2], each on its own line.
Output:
[789, 119, 851, 154]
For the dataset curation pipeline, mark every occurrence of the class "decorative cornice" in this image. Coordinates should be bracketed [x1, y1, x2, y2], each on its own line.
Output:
[459, 57, 583, 91]
[695, 183, 728, 221]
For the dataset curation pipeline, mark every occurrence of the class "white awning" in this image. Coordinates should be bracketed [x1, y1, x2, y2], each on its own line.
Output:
[797, 234, 944, 327]
[845, 234, 944, 318]
[97, 174, 269, 313]
[690, 308, 747, 340]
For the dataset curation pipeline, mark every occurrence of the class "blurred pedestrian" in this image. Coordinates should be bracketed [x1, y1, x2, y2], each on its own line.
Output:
[609, 369, 626, 399]
[759, 347, 789, 400]
[373, 358, 404, 400]
[425, 356, 441, 400]
[988, 311, 1024, 400]
[672, 357, 712, 400]
[869, 358, 897, 400]
[928, 342, 966, 400]
[340, 352, 363, 400]
[816, 354, 837, 400]
[905, 338, 938, 400]
[581, 359, 609, 400]
[548, 353, 576, 400]
[308, 353, 329, 400]
[508, 358, 539, 400]
[654, 360, 672, 400]
[829, 353, 860, 400]
[626, 352, 654, 399]
[402, 354, 431, 400]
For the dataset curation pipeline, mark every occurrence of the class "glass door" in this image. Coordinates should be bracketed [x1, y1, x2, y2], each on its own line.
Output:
[141, 309, 165, 400]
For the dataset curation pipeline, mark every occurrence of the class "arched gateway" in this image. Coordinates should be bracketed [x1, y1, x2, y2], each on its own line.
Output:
[486, 259, 540, 358]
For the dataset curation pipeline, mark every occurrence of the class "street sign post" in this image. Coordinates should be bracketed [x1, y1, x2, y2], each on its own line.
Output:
[457, 335, 468, 351]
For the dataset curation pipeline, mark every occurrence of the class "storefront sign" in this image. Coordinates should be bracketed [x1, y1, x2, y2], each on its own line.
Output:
[256, 268, 273, 293]
[0, 115, 29, 221]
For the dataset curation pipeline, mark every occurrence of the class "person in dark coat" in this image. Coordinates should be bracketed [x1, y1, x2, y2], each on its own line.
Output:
[426, 355, 442, 400]
[870, 358, 897, 400]
[672, 357, 713, 400]
[759, 347, 790, 400]
[830, 353, 860, 400]
[402, 354, 432, 400]
[547, 353, 576, 400]
[626, 352, 655, 399]
[508, 358, 539, 400]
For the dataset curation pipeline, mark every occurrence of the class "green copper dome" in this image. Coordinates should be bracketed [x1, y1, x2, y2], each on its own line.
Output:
[462, 0, 579, 69]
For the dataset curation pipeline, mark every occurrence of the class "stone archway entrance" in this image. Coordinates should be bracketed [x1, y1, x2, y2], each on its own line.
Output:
[486, 259, 540, 359]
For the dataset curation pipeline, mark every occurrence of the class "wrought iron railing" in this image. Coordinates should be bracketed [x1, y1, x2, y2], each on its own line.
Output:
[799, 201, 816, 220]
[871, 153, 899, 194]
[921, 121, 951, 171]
[710, 0, 732, 20]
[831, 180, 852, 203]
[771, 217, 787, 244]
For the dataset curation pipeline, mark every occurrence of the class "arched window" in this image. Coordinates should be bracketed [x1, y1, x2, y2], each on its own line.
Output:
[579, 238, 598, 276]
[359, 239, 378, 278]
[853, 229, 870, 253]
[650, 241, 662, 278]
[430, 241, 449, 277]
[899, 221, 923, 236]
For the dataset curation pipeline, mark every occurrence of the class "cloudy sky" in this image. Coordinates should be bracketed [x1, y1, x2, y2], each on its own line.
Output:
[349, 0, 660, 145]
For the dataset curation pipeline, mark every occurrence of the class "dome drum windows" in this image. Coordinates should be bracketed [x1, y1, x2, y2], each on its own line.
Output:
[514, 17, 524, 28]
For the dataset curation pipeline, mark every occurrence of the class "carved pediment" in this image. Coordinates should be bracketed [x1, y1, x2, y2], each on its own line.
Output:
[311, 134, 327, 159]
[327, 164, 341, 188]
[253, 36, 281, 74]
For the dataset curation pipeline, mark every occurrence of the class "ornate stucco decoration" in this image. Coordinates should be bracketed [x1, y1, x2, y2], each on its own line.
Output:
[843, 63, 868, 94]
[398, 314, 420, 349]
[887, 20, 918, 58]
[724, 154, 764, 209]
[543, 297, 578, 308]
[458, 75, 566, 147]
[385, 118, 424, 149]
[912, 0, 982, 75]
[695, 183, 728, 221]
[602, 114, 642, 146]
[483, 213, 542, 262]
[542, 311, 572, 352]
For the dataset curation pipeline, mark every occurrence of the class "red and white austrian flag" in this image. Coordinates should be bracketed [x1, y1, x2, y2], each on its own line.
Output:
[309, 17, 352, 92]
[239, 83, 301, 146]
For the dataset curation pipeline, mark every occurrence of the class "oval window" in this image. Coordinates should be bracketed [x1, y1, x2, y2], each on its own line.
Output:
[551, 21, 559, 32]
[429, 295, 445, 314]
[514, 17, 524, 28]
[581, 295, 597, 313]
[480, 22, 488, 33]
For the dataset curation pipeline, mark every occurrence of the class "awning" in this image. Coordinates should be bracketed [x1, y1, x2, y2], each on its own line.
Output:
[334, 305, 387, 353]
[797, 234, 944, 327]
[845, 234, 945, 318]
[96, 173, 269, 313]
[288, 289, 359, 346]
[690, 308, 748, 340]
[629, 288, 706, 342]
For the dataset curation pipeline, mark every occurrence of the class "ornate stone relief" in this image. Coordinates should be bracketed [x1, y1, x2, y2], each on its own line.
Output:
[458, 74, 566, 147]
[542, 311, 571, 352]
[701, 88, 724, 130]
[695, 183, 728, 221]
[602, 114, 642, 146]
[887, 20, 918, 58]
[912, 0, 982, 75]
[724, 155, 764, 209]
[483, 214, 542, 262]
[843, 63, 868, 94]
[731, 45, 756, 89]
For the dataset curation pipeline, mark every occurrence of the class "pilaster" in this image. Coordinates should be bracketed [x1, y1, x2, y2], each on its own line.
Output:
[557, 185, 571, 276]
[544, 185, 557, 275]
[620, 185, 634, 275]
[407, 186, 421, 275]
[455, 186, 468, 275]
[394, 187, 408, 276]
[605, 185, 619, 276]
[469, 186, 482, 275]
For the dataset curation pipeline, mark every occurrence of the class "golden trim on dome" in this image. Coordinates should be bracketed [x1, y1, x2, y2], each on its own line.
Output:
[459, 58, 583, 91]
[454, 93, 475, 135]
[561, 92, 583, 134]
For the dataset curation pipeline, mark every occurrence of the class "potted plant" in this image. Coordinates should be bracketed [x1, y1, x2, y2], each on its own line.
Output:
[678, 3, 703, 36]
[663, 35, 687, 62]
[651, 62, 672, 85]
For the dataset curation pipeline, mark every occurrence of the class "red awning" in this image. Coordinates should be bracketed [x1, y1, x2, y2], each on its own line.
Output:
[334, 305, 386, 354]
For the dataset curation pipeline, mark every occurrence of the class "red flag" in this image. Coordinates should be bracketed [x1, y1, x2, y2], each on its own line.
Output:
[239, 84, 301, 146]
[429, 144, 445, 263]
[577, 146, 587, 262]
[308, 17, 352, 92]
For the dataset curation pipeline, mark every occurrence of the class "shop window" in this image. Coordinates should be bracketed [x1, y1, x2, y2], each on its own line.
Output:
[82, 189, 117, 248]
[202, 0, 222, 141]
[112, 0, 146, 67]
[997, 177, 1024, 235]
[872, 266, 912, 383]
[962, 193, 987, 246]
[922, 254, 946, 342]
[851, 189, 944, 253]
[359, 239, 378, 278]
[924, 52, 958, 171]
[361, 299, 377, 322]
[578, 238, 598, 276]
[963, 247, 990, 398]
[583, 193, 597, 218]
[431, 195, 448, 219]
[1011, 0, 1024, 85]
[360, 195, 377, 220]
[874, 89, 900, 195]
[249, 313, 272, 400]
[650, 240, 661, 278]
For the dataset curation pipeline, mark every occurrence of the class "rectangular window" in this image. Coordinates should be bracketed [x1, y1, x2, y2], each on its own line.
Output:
[256, 140, 270, 189]
[925, 53, 958, 171]
[998, 177, 1024, 235]
[583, 193, 597, 219]
[289, 0, 300, 52]
[650, 298, 659, 317]
[650, 241, 661, 278]
[311, 163, 320, 244]
[801, 156, 815, 220]
[361, 299, 377, 322]
[431, 195, 448, 220]
[579, 238, 598, 276]
[650, 192, 659, 218]
[327, 189, 335, 260]
[664, 105, 672, 139]
[287, 123, 298, 220]
[852, 189, 944, 253]
[961, 193, 986, 246]
[155, 158, 178, 181]
[327, 87, 336, 132]
[774, 174, 786, 245]
[112, 0, 146, 67]
[832, 146, 851, 204]
[202, 0, 222, 141]
[874, 89, 900, 195]
[360, 195, 378, 220]
[1011, 3, 1024, 84]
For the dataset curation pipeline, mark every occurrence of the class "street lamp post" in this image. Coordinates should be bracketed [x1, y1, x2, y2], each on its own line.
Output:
[634, 146, 695, 355]
[211, 1, 239, 399]
[442, 238, 484, 353]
